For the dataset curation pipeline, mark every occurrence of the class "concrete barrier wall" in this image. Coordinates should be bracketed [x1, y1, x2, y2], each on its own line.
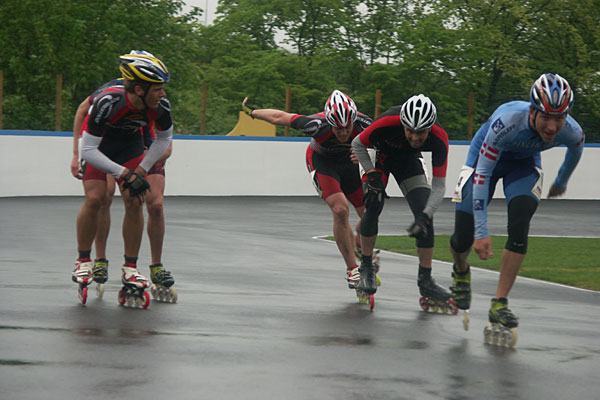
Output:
[1, 131, 598, 199]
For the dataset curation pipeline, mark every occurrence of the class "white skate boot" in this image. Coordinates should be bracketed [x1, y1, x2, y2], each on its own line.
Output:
[346, 266, 360, 289]
[118, 265, 150, 308]
[72, 260, 93, 305]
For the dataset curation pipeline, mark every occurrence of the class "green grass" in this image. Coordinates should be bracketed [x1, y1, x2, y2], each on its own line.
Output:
[332, 235, 600, 291]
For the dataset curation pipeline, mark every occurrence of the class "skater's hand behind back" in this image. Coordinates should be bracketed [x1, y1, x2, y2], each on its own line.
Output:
[474, 237, 493, 260]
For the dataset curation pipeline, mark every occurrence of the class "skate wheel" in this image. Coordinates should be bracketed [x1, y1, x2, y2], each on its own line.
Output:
[142, 292, 150, 309]
[462, 310, 470, 331]
[79, 285, 88, 305]
[96, 283, 104, 300]
[369, 294, 375, 311]
[376, 274, 381, 287]
[483, 324, 492, 344]
[170, 288, 178, 303]
[118, 289, 126, 306]
[419, 296, 429, 312]
[448, 299, 459, 315]
[508, 328, 518, 347]
[431, 305, 439, 313]
[150, 285, 158, 300]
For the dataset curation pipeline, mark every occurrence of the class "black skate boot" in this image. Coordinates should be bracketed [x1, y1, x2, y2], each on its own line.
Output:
[358, 256, 377, 295]
[484, 298, 519, 347]
[150, 263, 177, 303]
[92, 258, 109, 300]
[418, 273, 457, 314]
[93, 259, 109, 284]
[488, 298, 518, 328]
[449, 264, 471, 310]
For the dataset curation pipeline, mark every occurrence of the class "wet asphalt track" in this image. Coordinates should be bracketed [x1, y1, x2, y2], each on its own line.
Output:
[0, 196, 599, 400]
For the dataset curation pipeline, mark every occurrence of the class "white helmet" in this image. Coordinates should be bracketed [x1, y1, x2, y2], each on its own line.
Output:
[324, 90, 358, 128]
[401, 94, 437, 130]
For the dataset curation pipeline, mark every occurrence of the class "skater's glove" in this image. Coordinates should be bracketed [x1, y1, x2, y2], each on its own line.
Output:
[242, 97, 256, 119]
[363, 171, 388, 208]
[122, 171, 150, 197]
[407, 212, 432, 240]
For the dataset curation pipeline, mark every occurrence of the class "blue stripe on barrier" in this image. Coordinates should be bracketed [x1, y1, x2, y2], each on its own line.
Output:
[1, 130, 598, 147]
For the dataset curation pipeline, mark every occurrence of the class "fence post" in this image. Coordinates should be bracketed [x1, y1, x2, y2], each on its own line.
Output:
[55, 74, 62, 131]
[201, 83, 207, 134]
[375, 89, 382, 118]
[0, 70, 3, 130]
[468, 91, 474, 139]
[284, 86, 291, 137]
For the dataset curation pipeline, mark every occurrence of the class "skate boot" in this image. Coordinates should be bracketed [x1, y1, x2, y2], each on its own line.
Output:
[346, 265, 360, 289]
[418, 274, 458, 314]
[354, 238, 381, 286]
[150, 263, 177, 303]
[449, 265, 471, 330]
[484, 298, 518, 347]
[92, 258, 109, 300]
[118, 264, 150, 308]
[355, 257, 377, 310]
[72, 260, 93, 305]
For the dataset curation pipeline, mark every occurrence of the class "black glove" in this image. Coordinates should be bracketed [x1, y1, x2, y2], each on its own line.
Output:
[242, 98, 256, 119]
[122, 171, 150, 197]
[363, 171, 388, 209]
[407, 212, 432, 240]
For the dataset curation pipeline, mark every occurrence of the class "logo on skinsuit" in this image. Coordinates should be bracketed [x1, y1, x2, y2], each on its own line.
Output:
[474, 199, 484, 210]
[492, 118, 505, 133]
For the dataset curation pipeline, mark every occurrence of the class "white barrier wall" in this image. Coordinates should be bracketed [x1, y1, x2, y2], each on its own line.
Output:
[1, 132, 599, 199]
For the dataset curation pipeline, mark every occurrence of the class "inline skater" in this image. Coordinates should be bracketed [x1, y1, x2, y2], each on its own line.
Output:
[449, 73, 584, 345]
[352, 94, 456, 313]
[71, 51, 173, 307]
[243, 90, 373, 292]
[71, 57, 175, 302]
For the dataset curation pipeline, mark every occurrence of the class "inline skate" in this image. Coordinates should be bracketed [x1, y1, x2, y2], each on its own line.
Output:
[356, 256, 378, 311]
[418, 274, 458, 314]
[118, 265, 150, 309]
[484, 298, 518, 347]
[149, 263, 177, 303]
[450, 265, 471, 330]
[72, 260, 93, 305]
[92, 258, 109, 300]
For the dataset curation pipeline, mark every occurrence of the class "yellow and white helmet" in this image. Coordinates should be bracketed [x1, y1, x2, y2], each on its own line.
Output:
[119, 50, 170, 84]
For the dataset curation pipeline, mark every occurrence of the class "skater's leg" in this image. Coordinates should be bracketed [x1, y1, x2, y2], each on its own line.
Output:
[77, 180, 107, 254]
[417, 247, 433, 269]
[496, 250, 525, 298]
[325, 192, 358, 269]
[495, 195, 537, 298]
[353, 205, 364, 252]
[94, 176, 115, 260]
[358, 185, 384, 257]
[119, 183, 145, 259]
[146, 173, 166, 265]
[449, 212, 475, 309]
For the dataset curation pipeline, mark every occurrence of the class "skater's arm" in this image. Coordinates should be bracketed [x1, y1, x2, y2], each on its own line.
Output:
[422, 176, 445, 218]
[352, 133, 375, 173]
[71, 97, 90, 179]
[242, 97, 294, 126]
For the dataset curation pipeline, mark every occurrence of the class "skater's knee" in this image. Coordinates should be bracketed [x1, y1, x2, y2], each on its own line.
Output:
[359, 212, 379, 237]
[505, 196, 537, 254]
[84, 195, 104, 211]
[450, 211, 474, 253]
[330, 203, 350, 222]
[146, 200, 164, 218]
[450, 232, 473, 254]
[416, 227, 434, 248]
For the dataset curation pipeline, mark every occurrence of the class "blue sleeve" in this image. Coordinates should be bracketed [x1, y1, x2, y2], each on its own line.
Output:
[472, 124, 503, 239]
[554, 121, 585, 190]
